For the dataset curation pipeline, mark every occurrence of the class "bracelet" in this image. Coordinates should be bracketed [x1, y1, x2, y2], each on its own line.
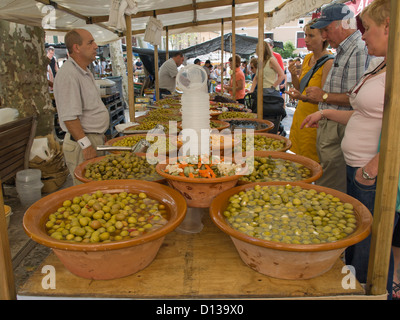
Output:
[77, 136, 92, 149]
[362, 167, 376, 180]
[319, 110, 326, 120]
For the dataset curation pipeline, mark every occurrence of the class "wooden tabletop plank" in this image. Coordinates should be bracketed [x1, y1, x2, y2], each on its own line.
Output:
[18, 213, 366, 299]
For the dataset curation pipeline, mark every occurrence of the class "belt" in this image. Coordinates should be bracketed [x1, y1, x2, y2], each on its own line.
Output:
[69, 133, 102, 142]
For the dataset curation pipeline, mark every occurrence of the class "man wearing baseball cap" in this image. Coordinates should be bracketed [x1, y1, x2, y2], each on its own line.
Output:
[304, 3, 370, 193]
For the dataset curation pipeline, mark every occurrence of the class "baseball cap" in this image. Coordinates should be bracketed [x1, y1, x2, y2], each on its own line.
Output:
[266, 38, 274, 46]
[311, 3, 354, 29]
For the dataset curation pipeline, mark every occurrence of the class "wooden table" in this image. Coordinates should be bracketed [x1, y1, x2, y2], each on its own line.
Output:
[18, 212, 382, 300]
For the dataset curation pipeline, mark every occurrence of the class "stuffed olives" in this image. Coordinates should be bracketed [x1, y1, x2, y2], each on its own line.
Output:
[240, 156, 312, 183]
[238, 134, 287, 152]
[223, 184, 358, 245]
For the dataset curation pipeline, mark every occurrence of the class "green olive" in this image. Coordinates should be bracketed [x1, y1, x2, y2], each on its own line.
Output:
[45, 191, 169, 243]
[84, 152, 164, 182]
[225, 185, 358, 245]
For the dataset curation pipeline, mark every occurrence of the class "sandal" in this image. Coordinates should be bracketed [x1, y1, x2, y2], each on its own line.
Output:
[393, 282, 400, 300]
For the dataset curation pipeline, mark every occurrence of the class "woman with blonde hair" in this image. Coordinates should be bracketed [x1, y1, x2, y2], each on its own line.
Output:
[250, 41, 285, 92]
[286, 19, 334, 162]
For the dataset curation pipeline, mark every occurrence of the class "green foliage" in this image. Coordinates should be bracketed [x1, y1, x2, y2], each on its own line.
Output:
[274, 41, 296, 59]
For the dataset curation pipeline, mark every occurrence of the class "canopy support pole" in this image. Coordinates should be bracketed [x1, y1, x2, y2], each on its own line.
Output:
[221, 19, 224, 94]
[232, 1, 236, 99]
[165, 26, 169, 60]
[366, 0, 400, 296]
[257, 0, 264, 119]
[154, 11, 160, 101]
[0, 180, 16, 300]
[125, 15, 135, 122]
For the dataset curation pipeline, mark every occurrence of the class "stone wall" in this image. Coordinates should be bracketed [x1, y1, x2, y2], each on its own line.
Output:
[0, 21, 54, 136]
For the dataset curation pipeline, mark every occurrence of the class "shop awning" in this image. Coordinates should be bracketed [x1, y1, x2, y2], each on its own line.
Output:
[0, 0, 334, 45]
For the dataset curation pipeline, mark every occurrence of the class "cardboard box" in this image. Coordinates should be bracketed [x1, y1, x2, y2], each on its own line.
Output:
[135, 96, 150, 104]
[134, 104, 148, 112]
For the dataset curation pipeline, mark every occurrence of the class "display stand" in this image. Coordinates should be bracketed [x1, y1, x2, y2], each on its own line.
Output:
[102, 93, 125, 139]
[17, 214, 385, 300]
[175, 207, 205, 234]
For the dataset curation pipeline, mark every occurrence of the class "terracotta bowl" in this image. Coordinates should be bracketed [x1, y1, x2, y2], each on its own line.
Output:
[23, 180, 187, 280]
[218, 112, 257, 121]
[155, 157, 245, 208]
[237, 132, 292, 153]
[74, 153, 166, 184]
[136, 113, 182, 123]
[209, 181, 372, 280]
[238, 151, 322, 185]
[223, 118, 275, 133]
[177, 120, 230, 132]
[124, 121, 170, 133]
[210, 110, 223, 120]
[105, 134, 177, 156]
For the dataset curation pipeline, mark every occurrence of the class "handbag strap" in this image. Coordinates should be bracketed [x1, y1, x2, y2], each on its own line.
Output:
[299, 54, 334, 94]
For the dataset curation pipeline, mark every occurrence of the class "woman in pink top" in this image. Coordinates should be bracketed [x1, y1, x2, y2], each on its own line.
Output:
[224, 54, 246, 104]
[302, 0, 399, 300]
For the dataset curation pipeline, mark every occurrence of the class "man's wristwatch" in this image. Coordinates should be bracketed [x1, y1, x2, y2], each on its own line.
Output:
[362, 167, 376, 180]
[322, 92, 329, 103]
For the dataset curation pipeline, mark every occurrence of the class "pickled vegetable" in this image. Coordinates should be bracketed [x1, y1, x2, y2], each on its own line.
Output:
[45, 191, 168, 243]
[223, 184, 358, 244]
[164, 155, 242, 178]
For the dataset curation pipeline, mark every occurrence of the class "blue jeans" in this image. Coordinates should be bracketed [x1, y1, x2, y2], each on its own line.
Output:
[345, 165, 398, 299]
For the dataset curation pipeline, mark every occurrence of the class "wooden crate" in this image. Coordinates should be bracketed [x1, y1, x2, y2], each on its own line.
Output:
[0, 116, 37, 183]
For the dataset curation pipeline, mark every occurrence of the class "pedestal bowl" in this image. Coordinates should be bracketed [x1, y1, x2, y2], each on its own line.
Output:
[156, 156, 246, 208]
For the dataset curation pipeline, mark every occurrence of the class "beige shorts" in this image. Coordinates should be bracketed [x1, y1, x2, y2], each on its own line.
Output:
[63, 133, 105, 185]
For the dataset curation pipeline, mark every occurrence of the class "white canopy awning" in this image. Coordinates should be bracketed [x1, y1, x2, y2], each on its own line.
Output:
[0, 0, 333, 45]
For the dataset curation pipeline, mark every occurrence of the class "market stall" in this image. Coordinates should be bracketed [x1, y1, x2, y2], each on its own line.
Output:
[1, 0, 399, 301]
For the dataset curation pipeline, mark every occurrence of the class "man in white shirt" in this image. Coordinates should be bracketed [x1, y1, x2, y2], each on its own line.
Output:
[159, 52, 185, 95]
[54, 29, 109, 185]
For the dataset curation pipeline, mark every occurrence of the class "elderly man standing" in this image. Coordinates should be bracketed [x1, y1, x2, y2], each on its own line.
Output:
[54, 29, 109, 185]
[159, 51, 185, 96]
[305, 3, 370, 193]
[47, 46, 58, 78]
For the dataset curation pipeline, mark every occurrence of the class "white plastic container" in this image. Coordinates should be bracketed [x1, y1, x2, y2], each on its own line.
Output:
[176, 65, 210, 156]
[16, 169, 44, 206]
